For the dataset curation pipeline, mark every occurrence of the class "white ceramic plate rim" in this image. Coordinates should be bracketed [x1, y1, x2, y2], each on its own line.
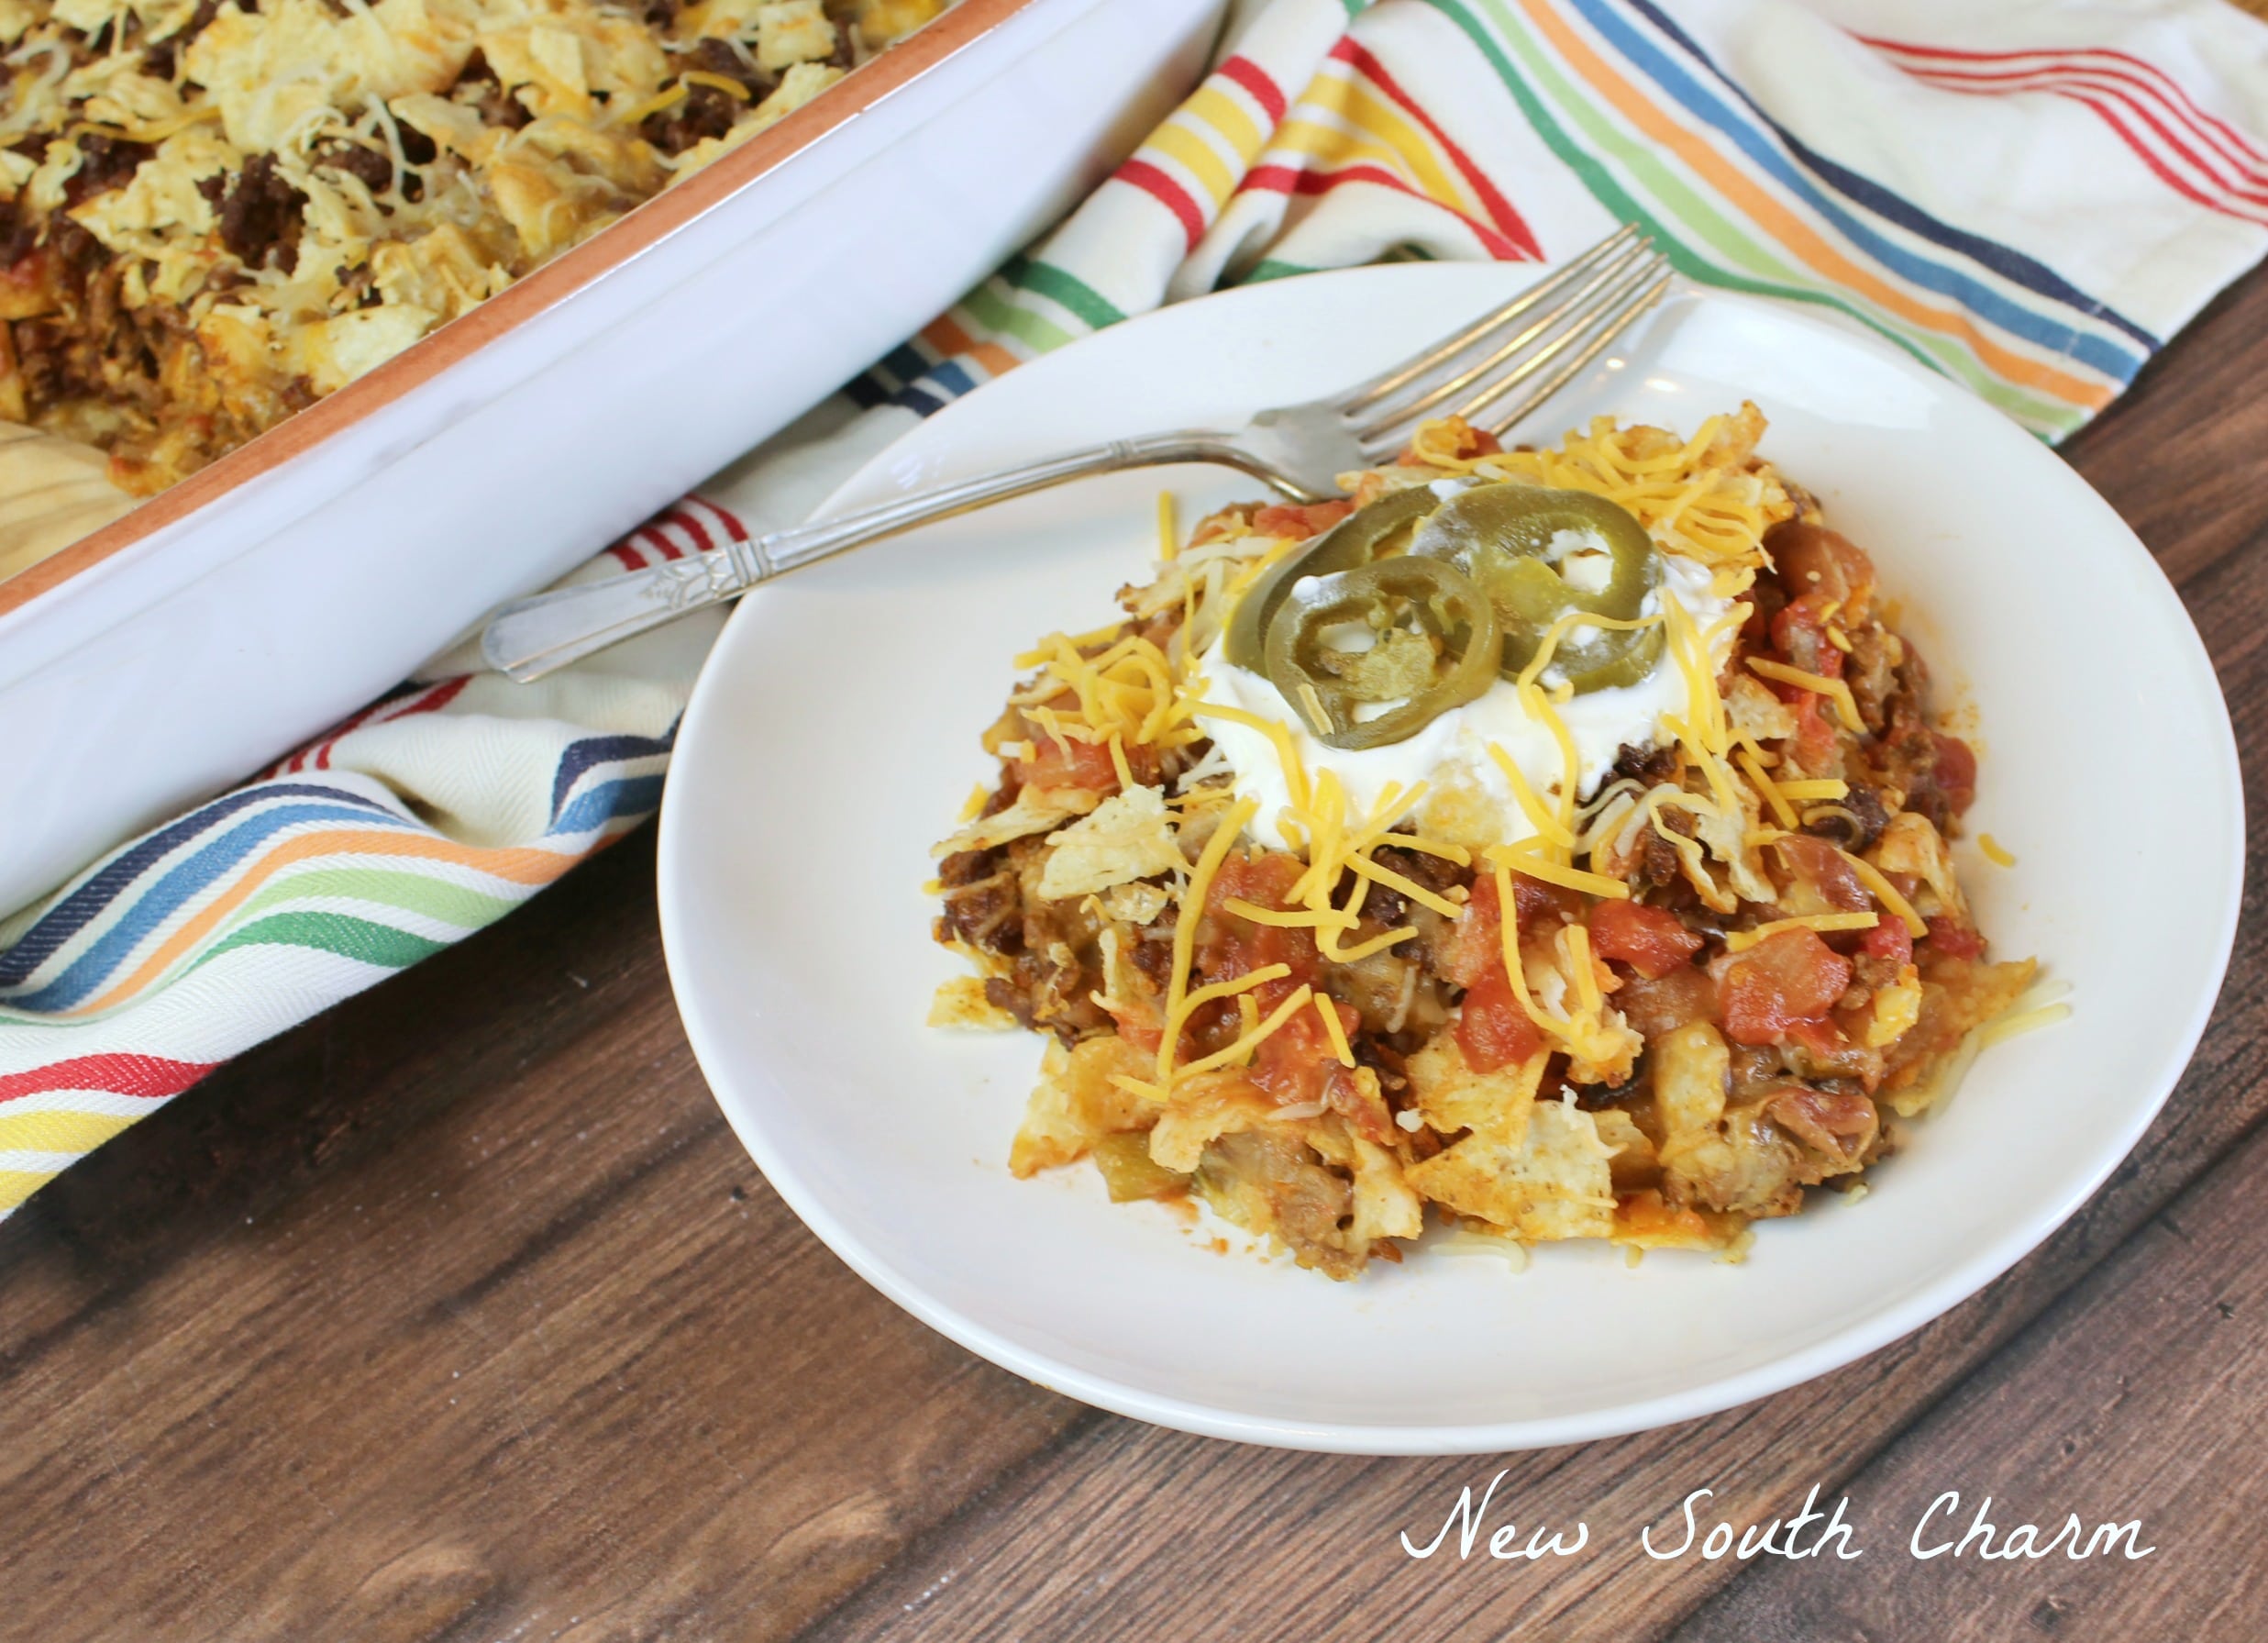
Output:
[659, 268, 2243, 1453]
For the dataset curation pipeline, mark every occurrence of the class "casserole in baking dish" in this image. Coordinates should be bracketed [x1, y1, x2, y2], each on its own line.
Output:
[0, 0, 1228, 915]
[0, 0, 956, 498]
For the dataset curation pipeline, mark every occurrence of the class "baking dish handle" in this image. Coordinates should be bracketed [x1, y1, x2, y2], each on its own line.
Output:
[481, 429, 1277, 683]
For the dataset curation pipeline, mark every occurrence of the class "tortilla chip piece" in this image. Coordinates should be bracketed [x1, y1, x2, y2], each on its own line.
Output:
[1009, 1036, 1157, 1178]
[1037, 784, 1185, 900]
[1404, 1097, 1618, 1241]
[1589, 1106, 1659, 1193]
[1348, 1135, 1424, 1243]
[934, 785, 1100, 856]
[1725, 672, 1797, 743]
[1098, 880, 1172, 926]
[1403, 1035, 1544, 1144]
[1146, 1071, 1280, 1173]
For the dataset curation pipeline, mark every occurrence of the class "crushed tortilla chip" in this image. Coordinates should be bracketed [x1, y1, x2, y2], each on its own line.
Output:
[1009, 1036, 1157, 1178]
[934, 785, 1100, 856]
[1037, 784, 1186, 900]
[1404, 1097, 1619, 1241]
[1404, 1037, 1544, 1145]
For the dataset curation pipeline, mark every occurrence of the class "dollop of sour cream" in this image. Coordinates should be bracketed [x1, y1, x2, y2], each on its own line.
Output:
[1198, 550, 1733, 851]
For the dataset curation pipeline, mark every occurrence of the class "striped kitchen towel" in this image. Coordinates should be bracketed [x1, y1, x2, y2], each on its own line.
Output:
[2, 0, 2262, 1217]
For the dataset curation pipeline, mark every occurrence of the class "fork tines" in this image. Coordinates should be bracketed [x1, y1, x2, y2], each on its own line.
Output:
[1339, 226, 1674, 459]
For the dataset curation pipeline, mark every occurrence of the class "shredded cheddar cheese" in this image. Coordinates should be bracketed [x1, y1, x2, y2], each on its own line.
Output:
[1156, 795, 1260, 1092]
[1191, 697, 1312, 826]
[1175, 984, 1316, 1081]
[1487, 840, 1631, 901]
[1722, 912, 1880, 952]
[1840, 849, 1929, 938]
[1747, 658, 1864, 734]
[1433, 405, 1794, 572]
[1345, 854, 1460, 919]
[1314, 994, 1356, 1068]
[1735, 745, 1798, 829]
[1977, 1000, 2073, 1047]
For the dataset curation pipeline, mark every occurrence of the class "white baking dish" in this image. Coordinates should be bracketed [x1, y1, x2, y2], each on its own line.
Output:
[0, 0, 1227, 916]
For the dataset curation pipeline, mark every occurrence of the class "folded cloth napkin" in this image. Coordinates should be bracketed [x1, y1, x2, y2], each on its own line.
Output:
[2, 0, 2263, 1218]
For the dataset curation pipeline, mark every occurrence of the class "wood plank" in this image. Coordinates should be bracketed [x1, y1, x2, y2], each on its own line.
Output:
[1671, 1107, 2268, 1641]
[0, 830, 1084, 1641]
[2055, 271, 2268, 591]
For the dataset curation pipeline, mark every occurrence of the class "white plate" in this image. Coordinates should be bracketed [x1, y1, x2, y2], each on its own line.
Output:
[658, 265, 2242, 1454]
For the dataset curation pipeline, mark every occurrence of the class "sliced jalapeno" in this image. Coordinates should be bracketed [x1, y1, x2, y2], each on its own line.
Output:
[1261, 556, 1500, 751]
[1411, 483, 1665, 693]
[1223, 485, 1442, 672]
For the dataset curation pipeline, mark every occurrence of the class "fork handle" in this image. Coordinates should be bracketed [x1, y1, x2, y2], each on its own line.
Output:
[481, 430, 1256, 682]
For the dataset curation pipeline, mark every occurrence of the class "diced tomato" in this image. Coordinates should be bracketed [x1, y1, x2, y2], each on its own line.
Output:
[1588, 900, 1703, 980]
[1442, 872, 1502, 990]
[1204, 850, 1322, 985]
[1764, 594, 1853, 770]
[1771, 686, 1842, 774]
[1770, 594, 1845, 681]
[1012, 732, 1135, 794]
[1443, 871, 1575, 989]
[1765, 522, 1877, 619]
[1455, 962, 1545, 1073]
[1192, 853, 1357, 1102]
[1208, 849, 1303, 911]
[1923, 916, 1986, 960]
[1442, 878, 1550, 1071]
[1104, 1007, 1163, 1056]
[1860, 915, 1913, 969]
[1931, 733, 1977, 817]
[1771, 833, 1871, 915]
[1251, 499, 1355, 540]
[1720, 927, 1853, 1048]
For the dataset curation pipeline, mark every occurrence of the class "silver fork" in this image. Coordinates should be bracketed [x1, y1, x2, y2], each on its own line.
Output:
[483, 226, 1672, 683]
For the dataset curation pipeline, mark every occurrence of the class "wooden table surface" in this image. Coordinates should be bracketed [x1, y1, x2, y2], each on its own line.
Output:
[5, 265, 2264, 1640]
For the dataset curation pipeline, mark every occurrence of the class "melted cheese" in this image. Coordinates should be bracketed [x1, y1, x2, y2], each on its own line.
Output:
[0, 0, 924, 494]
